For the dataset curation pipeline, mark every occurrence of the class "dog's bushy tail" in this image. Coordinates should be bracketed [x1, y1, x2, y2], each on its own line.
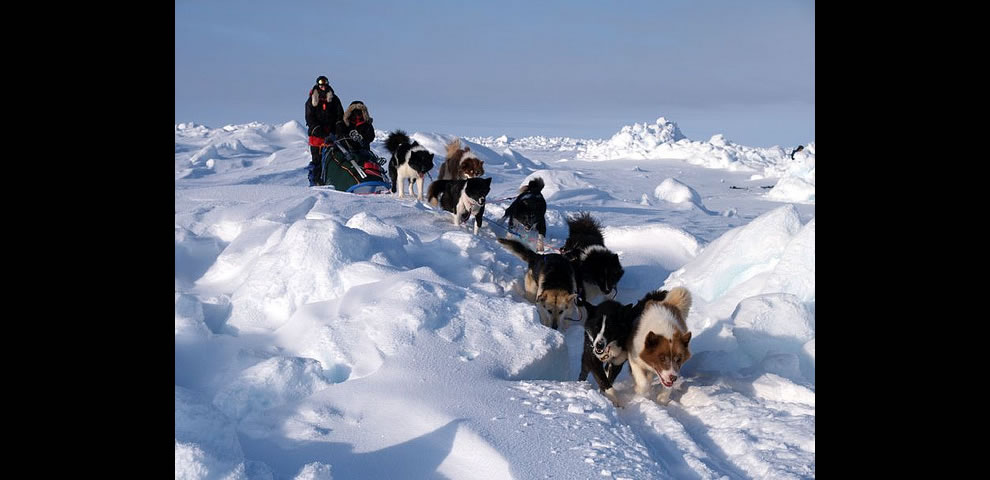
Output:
[662, 286, 692, 323]
[445, 138, 467, 159]
[427, 180, 444, 207]
[566, 212, 605, 247]
[519, 177, 545, 194]
[385, 130, 411, 154]
[497, 238, 540, 265]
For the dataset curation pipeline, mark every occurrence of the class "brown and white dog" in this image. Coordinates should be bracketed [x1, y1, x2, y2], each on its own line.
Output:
[438, 139, 485, 180]
[627, 287, 693, 405]
[497, 238, 580, 331]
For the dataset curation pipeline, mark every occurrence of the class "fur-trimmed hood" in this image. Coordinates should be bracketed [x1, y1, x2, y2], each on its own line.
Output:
[344, 101, 372, 126]
[310, 86, 335, 107]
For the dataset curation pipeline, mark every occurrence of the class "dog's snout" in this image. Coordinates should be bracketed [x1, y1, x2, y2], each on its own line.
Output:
[669, 375, 677, 383]
[594, 341, 605, 352]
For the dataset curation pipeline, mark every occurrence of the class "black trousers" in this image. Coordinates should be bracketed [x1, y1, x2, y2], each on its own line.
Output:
[308, 146, 323, 186]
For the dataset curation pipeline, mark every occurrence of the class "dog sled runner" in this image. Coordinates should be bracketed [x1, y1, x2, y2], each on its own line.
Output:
[319, 138, 392, 194]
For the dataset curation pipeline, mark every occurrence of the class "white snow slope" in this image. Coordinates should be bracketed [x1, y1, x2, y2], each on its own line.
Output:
[176, 118, 815, 479]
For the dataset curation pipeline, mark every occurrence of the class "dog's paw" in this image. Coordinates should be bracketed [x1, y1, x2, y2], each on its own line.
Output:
[656, 389, 672, 405]
[604, 387, 622, 408]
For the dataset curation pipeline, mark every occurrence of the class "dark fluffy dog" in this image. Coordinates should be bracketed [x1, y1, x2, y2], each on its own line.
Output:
[562, 212, 625, 300]
[385, 130, 435, 201]
[500, 177, 547, 251]
[579, 298, 636, 405]
[427, 177, 492, 235]
[438, 139, 485, 180]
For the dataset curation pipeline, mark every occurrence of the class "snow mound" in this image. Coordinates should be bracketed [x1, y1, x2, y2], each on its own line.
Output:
[766, 143, 815, 204]
[666, 205, 805, 306]
[175, 293, 210, 338]
[761, 218, 815, 302]
[731, 294, 815, 382]
[576, 118, 816, 186]
[652, 178, 717, 215]
[750, 373, 816, 406]
[175, 225, 224, 288]
[663, 206, 815, 383]
[277, 120, 308, 140]
[199, 216, 408, 332]
[580, 117, 686, 161]
[766, 176, 815, 203]
[212, 356, 333, 421]
[175, 386, 247, 479]
[276, 266, 565, 383]
[654, 178, 703, 205]
[294, 462, 334, 480]
[175, 122, 211, 137]
[578, 117, 684, 161]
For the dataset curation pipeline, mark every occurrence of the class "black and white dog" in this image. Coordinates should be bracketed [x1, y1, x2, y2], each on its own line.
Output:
[385, 130, 435, 201]
[579, 298, 636, 406]
[562, 212, 625, 301]
[427, 177, 492, 234]
[500, 177, 547, 251]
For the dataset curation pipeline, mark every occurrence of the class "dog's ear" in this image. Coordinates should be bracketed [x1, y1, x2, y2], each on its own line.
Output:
[566, 293, 578, 306]
[661, 287, 692, 320]
[680, 331, 692, 344]
[645, 331, 661, 349]
[537, 292, 547, 303]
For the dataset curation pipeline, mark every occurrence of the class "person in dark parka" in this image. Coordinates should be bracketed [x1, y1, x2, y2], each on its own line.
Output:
[335, 101, 375, 151]
[305, 75, 344, 186]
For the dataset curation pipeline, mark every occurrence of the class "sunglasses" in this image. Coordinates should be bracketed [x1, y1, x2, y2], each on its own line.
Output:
[318, 81, 328, 86]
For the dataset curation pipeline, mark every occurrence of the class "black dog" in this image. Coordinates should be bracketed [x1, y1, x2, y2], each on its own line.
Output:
[427, 177, 492, 235]
[500, 177, 547, 251]
[562, 212, 624, 300]
[579, 299, 634, 405]
[385, 130, 435, 201]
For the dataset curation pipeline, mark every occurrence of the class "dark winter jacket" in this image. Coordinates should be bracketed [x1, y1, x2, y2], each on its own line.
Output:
[305, 84, 344, 146]
[335, 101, 375, 150]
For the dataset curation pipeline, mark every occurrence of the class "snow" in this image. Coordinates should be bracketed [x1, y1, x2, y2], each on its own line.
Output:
[653, 178, 709, 214]
[176, 117, 814, 479]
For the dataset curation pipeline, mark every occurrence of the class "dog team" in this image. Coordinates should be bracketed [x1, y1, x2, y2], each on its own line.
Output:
[383, 129, 692, 407]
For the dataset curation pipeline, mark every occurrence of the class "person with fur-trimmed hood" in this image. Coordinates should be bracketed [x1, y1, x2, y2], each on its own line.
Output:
[335, 101, 375, 151]
[305, 75, 344, 186]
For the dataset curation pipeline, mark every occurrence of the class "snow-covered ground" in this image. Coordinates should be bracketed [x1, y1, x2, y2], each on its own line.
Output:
[176, 117, 815, 479]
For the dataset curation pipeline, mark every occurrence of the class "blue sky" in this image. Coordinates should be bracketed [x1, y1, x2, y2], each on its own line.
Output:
[175, 0, 814, 147]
